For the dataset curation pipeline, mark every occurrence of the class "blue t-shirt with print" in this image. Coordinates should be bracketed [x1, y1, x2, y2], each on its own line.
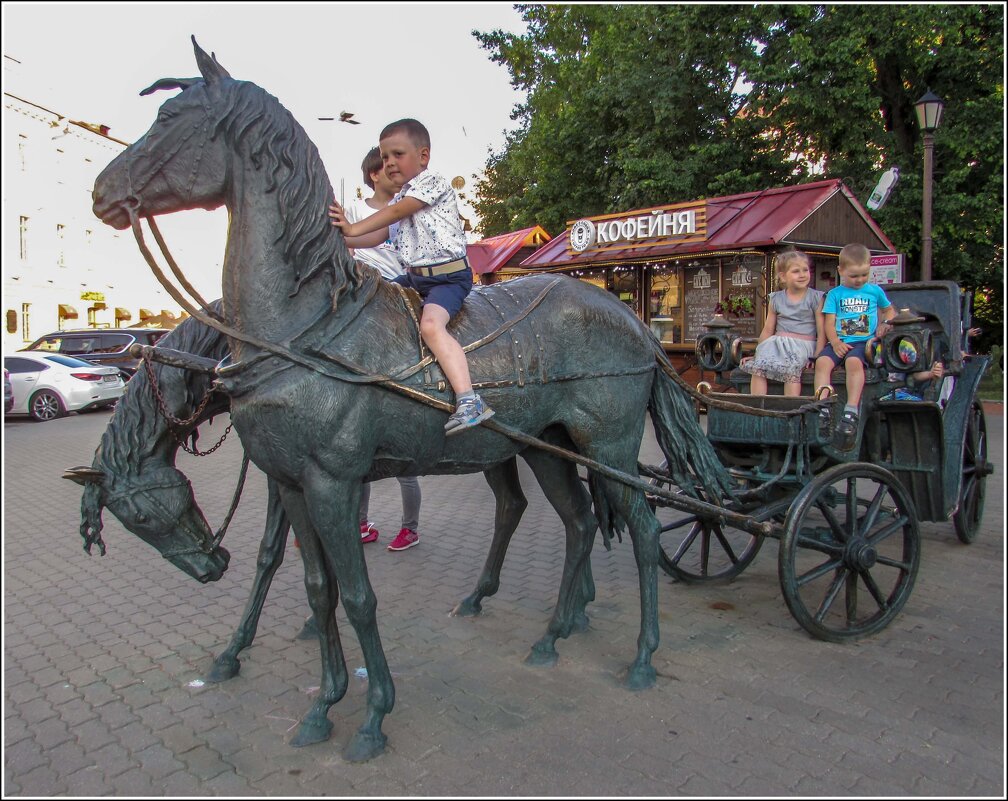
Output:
[823, 283, 892, 343]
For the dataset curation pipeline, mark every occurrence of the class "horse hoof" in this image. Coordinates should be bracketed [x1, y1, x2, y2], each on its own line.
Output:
[571, 612, 590, 633]
[342, 730, 387, 763]
[289, 717, 333, 747]
[524, 644, 558, 667]
[451, 597, 482, 617]
[624, 664, 657, 691]
[295, 616, 319, 641]
[204, 656, 240, 683]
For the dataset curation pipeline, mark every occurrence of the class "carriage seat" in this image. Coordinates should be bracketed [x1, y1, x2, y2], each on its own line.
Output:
[728, 364, 887, 397]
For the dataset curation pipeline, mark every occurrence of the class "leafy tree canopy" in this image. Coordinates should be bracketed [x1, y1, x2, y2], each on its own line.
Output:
[473, 4, 1003, 347]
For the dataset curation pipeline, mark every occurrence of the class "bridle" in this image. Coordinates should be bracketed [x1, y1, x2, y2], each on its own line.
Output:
[103, 455, 249, 560]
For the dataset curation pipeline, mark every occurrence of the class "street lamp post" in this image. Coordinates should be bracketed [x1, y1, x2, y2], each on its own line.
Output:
[914, 90, 945, 282]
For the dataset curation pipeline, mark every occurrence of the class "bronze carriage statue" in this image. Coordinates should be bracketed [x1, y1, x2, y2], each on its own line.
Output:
[71, 39, 992, 761]
[676, 279, 992, 639]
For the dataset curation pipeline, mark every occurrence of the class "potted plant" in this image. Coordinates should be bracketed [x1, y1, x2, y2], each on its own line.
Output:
[716, 293, 754, 318]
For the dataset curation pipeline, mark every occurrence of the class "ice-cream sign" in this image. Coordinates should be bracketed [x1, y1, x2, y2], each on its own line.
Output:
[568, 203, 706, 253]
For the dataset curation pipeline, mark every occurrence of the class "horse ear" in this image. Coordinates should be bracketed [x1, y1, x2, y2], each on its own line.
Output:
[139, 78, 201, 96]
[63, 466, 105, 486]
[192, 35, 231, 83]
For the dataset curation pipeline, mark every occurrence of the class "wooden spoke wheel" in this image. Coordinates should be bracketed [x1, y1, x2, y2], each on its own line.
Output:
[778, 463, 920, 642]
[648, 464, 764, 583]
[953, 401, 991, 544]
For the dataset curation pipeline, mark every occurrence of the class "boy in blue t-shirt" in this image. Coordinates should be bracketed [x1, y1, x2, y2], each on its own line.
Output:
[813, 243, 896, 449]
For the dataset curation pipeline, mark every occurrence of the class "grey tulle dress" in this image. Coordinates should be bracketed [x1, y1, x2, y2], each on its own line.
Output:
[741, 289, 824, 384]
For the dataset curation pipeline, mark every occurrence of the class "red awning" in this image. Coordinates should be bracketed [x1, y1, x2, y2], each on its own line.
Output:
[467, 226, 551, 274]
[520, 179, 895, 269]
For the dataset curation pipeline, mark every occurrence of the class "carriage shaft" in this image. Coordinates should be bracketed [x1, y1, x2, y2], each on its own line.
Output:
[130, 343, 220, 374]
[486, 419, 780, 538]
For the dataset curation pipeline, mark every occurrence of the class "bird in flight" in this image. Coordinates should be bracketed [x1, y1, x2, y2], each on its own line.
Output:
[318, 112, 361, 125]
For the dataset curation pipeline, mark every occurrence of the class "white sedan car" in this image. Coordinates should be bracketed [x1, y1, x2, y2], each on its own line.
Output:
[4, 352, 126, 421]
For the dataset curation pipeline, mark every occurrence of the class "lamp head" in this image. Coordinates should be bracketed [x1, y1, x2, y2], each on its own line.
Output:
[914, 90, 945, 132]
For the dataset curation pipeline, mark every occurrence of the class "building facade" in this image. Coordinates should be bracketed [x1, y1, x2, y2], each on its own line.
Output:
[3, 65, 194, 354]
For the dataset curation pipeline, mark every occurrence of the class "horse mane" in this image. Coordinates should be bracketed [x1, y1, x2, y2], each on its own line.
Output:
[210, 79, 365, 307]
[93, 305, 230, 477]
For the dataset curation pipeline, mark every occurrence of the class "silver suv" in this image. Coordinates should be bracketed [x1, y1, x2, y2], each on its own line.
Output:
[23, 328, 169, 378]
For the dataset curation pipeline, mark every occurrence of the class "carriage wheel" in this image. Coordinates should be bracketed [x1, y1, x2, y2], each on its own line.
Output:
[953, 401, 990, 544]
[778, 463, 919, 642]
[648, 464, 763, 583]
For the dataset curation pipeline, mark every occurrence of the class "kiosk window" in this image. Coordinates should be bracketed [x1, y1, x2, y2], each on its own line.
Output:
[648, 267, 682, 345]
[610, 268, 639, 315]
[575, 269, 607, 292]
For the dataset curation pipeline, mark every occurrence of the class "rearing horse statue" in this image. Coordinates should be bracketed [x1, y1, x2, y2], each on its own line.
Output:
[90, 38, 731, 762]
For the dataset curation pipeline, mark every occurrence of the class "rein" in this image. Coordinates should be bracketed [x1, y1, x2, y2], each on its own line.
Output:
[129, 208, 567, 392]
[125, 208, 788, 536]
[142, 353, 233, 456]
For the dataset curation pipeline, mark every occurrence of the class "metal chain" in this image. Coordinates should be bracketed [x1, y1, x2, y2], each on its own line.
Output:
[177, 423, 233, 456]
[143, 353, 232, 456]
[144, 354, 218, 427]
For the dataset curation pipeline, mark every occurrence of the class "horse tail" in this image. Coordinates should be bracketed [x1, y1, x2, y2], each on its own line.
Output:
[648, 344, 734, 501]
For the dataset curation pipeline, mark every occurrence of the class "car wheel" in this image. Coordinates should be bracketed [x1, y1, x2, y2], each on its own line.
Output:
[29, 390, 65, 421]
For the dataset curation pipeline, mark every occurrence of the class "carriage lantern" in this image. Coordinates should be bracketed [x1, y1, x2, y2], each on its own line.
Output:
[695, 314, 743, 374]
[880, 307, 935, 374]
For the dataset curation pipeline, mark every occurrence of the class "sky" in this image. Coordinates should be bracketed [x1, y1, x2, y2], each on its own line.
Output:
[2, 2, 528, 295]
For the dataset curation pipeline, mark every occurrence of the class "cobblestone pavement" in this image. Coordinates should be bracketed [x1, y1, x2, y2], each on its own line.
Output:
[4, 403, 1004, 796]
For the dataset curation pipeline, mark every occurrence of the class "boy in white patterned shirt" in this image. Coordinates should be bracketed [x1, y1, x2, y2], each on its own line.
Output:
[329, 118, 493, 435]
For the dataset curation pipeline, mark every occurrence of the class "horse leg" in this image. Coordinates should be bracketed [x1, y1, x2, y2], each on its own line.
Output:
[574, 554, 596, 632]
[277, 487, 349, 747]
[302, 473, 392, 763]
[530, 428, 599, 631]
[206, 478, 291, 682]
[452, 458, 527, 617]
[521, 451, 598, 666]
[592, 469, 661, 690]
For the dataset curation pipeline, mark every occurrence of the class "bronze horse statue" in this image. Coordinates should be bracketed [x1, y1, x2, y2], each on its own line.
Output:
[66, 304, 603, 683]
[90, 39, 731, 762]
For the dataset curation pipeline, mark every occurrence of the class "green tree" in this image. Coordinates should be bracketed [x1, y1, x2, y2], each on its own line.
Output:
[473, 3, 1003, 348]
[472, 5, 796, 235]
[738, 3, 1003, 350]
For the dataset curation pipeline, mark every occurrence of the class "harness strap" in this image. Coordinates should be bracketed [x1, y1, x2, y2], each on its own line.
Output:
[126, 207, 792, 529]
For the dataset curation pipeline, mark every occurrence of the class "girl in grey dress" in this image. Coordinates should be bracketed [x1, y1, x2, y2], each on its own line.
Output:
[741, 250, 826, 395]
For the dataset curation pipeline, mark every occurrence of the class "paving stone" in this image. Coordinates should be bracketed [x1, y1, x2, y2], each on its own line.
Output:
[69, 718, 116, 753]
[4, 410, 1004, 796]
[132, 744, 187, 781]
[59, 764, 110, 797]
[177, 744, 231, 781]
[199, 768, 257, 796]
[156, 722, 205, 756]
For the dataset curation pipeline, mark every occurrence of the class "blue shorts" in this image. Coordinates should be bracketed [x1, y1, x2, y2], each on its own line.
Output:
[392, 267, 472, 318]
[818, 340, 869, 366]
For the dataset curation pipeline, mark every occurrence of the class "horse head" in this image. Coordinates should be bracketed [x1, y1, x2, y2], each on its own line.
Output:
[92, 37, 234, 229]
[64, 463, 230, 583]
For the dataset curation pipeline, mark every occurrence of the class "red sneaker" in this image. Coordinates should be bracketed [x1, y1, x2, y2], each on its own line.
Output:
[387, 528, 419, 551]
[360, 521, 380, 544]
